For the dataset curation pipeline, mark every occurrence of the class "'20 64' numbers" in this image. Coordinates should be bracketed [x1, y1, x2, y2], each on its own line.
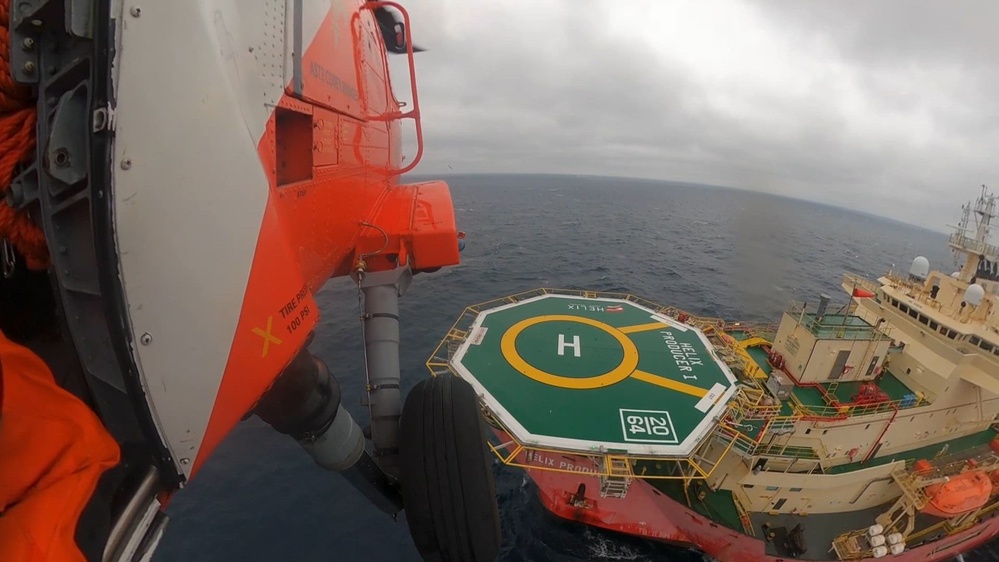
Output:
[620, 409, 679, 444]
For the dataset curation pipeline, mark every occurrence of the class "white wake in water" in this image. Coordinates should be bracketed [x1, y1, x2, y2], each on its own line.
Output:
[583, 529, 644, 561]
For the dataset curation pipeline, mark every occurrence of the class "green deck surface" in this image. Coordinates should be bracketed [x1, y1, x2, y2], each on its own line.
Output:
[742, 344, 795, 416]
[788, 369, 914, 409]
[739, 334, 913, 410]
[827, 370, 912, 404]
[793, 385, 827, 407]
[454, 295, 737, 454]
[825, 427, 999, 474]
[740, 335, 916, 417]
[644, 477, 743, 532]
[745, 346, 773, 377]
[728, 328, 755, 342]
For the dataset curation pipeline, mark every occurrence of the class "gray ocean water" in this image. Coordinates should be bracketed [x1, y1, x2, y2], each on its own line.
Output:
[153, 174, 991, 562]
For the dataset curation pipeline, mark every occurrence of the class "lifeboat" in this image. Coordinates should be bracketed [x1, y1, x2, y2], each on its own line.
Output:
[921, 471, 992, 518]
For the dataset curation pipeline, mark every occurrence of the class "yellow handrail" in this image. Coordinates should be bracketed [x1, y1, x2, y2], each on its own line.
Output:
[731, 491, 756, 537]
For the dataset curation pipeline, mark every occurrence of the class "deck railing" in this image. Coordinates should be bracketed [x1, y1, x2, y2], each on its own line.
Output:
[748, 322, 780, 341]
[754, 442, 820, 460]
[713, 418, 824, 461]
[833, 450, 999, 560]
[785, 301, 890, 341]
[730, 386, 783, 419]
[788, 391, 924, 419]
[842, 273, 881, 295]
[950, 232, 999, 259]
[731, 491, 756, 537]
[427, 287, 718, 374]
[482, 408, 741, 482]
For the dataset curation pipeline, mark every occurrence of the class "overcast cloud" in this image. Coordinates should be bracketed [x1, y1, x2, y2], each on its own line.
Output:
[390, 0, 998, 230]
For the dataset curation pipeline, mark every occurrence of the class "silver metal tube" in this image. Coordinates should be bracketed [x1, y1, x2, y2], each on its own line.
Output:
[102, 467, 158, 562]
[301, 404, 402, 515]
[254, 346, 402, 514]
[358, 267, 411, 478]
[301, 404, 365, 471]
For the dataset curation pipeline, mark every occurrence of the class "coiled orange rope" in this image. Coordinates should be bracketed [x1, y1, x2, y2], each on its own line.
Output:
[0, 0, 48, 271]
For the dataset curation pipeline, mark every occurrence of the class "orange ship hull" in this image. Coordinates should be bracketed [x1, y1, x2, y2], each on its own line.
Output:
[502, 437, 999, 561]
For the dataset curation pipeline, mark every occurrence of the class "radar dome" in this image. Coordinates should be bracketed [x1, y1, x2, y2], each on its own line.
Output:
[952, 272, 961, 278]
[909, 256, 930, 279]
[966, 283, 986, 306]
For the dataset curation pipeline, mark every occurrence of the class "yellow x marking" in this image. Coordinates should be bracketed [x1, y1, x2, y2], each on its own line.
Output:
[251, 315, 283, 358]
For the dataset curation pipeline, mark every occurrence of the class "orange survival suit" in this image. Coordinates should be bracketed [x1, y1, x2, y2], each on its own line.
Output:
[0, 329, 120, 561]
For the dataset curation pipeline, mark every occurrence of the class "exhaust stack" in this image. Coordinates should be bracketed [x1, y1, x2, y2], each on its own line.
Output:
[816, 293, 831, 320]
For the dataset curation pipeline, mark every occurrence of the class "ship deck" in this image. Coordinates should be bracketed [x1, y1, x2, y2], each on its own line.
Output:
[791, 369, 914, 407]
[749, 502, 992, 560]
[748, 506, 886, 560]
[824, 425, 999, 475]
[451, 294, 739, 455]
[727, 324, 917, 416]
[647, 426, 999, 559]
[799, 312, 881, 340]
[733, 325, 919, 414]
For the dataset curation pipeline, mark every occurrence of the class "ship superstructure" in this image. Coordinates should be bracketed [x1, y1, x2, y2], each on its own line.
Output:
[431, 188, 999, 561]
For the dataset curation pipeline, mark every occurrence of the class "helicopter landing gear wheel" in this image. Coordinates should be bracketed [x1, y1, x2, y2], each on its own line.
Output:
[399, 375, 501, 562]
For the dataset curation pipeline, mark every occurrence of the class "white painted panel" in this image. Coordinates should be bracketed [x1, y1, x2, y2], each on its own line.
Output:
[113, 0, 285, 475]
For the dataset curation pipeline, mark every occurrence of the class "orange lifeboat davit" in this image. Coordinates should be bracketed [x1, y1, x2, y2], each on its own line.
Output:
[921, 471, 992, 518]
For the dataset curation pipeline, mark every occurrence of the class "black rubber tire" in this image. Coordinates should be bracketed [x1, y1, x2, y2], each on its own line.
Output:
[399, 375, 501, 562]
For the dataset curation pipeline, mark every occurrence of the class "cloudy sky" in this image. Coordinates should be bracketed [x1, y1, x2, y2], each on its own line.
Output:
[389, 0, 997, 230]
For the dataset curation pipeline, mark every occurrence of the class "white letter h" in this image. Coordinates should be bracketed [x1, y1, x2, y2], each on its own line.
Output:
[558, 334, 581, 357]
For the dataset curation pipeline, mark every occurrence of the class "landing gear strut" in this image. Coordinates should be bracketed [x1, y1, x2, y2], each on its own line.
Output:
[256, 266, 501, 561]
[253, 343, 403, 515]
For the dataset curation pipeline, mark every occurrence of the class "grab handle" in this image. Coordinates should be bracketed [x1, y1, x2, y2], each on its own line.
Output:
[362, 1, 423, 174]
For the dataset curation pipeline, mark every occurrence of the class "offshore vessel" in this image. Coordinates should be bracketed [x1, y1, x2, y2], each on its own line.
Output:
[430, 187, 999, 561]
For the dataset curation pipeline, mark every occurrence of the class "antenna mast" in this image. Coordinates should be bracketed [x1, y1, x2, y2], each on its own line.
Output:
[949, 186, 998, 281]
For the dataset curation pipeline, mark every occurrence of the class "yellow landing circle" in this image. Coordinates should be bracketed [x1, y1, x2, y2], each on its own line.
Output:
[500, 315, 639, 389]
[500, 314, 707, 397]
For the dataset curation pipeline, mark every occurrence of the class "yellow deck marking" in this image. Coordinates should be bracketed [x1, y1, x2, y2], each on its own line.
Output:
[618, 322, 669, 334]
[251, 316, 283, 358]
[631, 370, 708, 398]
[501, 315, 639, 389]
[501, 315, 709, 396]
